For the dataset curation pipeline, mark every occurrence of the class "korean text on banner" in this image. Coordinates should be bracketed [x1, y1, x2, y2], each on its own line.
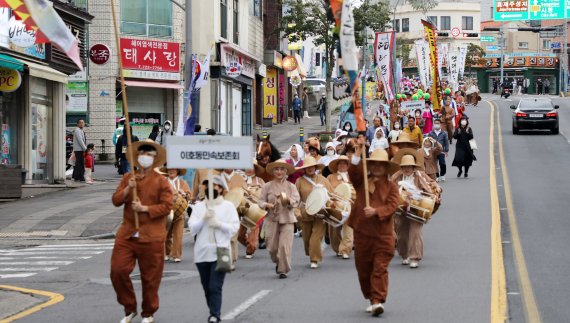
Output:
[340, 0, 359, 85]
[422, 19, 442, 112]
[414, 40, 430, 88]
[374, 32, 395, 103]
[447, 51, 460, 92]
[263, 68, 278, 123]
[400, 100, 425, 113]
[458, 44, 468, 78]
[166, 136, 254, 170]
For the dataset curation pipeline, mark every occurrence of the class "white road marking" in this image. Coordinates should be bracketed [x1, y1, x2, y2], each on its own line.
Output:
[35, 243, 114, 247]
[0, 256, 92, 260]
[30, 247, 113, 251]
[0, 273, 36, 279]
[0, 261, 74, 266]
[0, 267, 57, 272]
[0, 251, 104, 255]
[222, 290, 272, 320]
[559, 131, 570, 144]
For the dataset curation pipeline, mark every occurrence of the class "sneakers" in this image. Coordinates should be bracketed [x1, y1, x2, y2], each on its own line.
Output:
[310, 262, 319, 269]
[342, 253, 350, 259]
[120, 313, 137, 323]
[401, 258, 410, 265]
[141, 317, 154, 323]
[164, 256, 170, 261]
[371, 303, 385, 317]
[410, 261, 419, 268]
[208, 316, 220, 323]
[172, 258, 181, 263]
[440, 175, 446, 182]
[279, 273, 288, 279]
[365, 305, 373, 313]
[245, 254, 254, 259]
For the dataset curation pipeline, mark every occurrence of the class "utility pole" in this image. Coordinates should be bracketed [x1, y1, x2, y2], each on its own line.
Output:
[184, 0, 193, 120]
[499, 22, 504, 86]
[564, 18, 568, 94]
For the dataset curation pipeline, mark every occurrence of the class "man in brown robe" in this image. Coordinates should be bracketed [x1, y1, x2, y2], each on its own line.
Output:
[348, 135, 400, 317]
[111, 140, 173, 323]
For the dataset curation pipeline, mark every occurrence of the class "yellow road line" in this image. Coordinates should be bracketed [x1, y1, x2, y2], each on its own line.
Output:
[488, 101, 508, 323]
[0, 285, 64, 322]
[495, 102, 543, 323]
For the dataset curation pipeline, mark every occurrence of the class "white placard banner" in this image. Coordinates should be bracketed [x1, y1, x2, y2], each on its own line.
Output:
[400, 100, 425, 113]
[339, 0, 359, 73]
[166, 136, 254, 169]
[414, 40, 430, 88]
[374, 31, 395, 102]
[447, 51, 460, 92]
[458, 44, 468, 78]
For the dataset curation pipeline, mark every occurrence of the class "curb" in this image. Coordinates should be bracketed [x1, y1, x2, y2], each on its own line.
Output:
[0, 285, 64, 322]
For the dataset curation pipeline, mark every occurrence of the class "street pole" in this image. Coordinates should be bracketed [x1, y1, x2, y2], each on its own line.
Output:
[564, 18, 568, 94]
[184, 0, 193, 122]
[499, 22, 504, 86]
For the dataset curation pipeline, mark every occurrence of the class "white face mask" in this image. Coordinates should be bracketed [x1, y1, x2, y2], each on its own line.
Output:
[434, 124, 441, 130]
[327, 150, 335, 156]
[164, 125, 171, 131]
[138, 155, 155, 169]
[345, 126, 351, 131]
[394, 124, 400, 129]
[461, 120, 467, 126]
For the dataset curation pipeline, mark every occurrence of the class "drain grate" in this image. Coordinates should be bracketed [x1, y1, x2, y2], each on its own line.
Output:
[0, 230, 68, 238]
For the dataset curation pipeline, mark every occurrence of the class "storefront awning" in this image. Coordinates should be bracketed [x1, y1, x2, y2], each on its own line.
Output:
[24, 60, 68, 84]
[0, 54, 24, 72]
[123, 80, 184, 89]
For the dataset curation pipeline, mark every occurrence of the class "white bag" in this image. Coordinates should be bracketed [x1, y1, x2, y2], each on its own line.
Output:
[67, 153, 76, 166]
[469, 139, 478, 150]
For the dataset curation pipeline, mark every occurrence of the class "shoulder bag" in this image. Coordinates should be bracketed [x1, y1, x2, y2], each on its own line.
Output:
[212, 229, 232, 273]
[469, 139, 478, 150]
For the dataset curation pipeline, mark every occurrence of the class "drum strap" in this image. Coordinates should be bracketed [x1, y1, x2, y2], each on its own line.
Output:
[168, 177, 180, 192]
[302, 175, 320, 188]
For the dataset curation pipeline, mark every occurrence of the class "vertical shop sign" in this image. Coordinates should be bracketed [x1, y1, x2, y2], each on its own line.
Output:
[263, 68, 278, 123]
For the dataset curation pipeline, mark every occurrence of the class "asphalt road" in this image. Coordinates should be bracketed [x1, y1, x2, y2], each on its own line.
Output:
[2, 95, 568, 322]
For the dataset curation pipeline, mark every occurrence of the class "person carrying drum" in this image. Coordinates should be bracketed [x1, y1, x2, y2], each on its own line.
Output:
[348, 135, 400, 317]
[327, 156, 354, 259]
[237, 160, 266, 259]
[159, 166, 191, 263]
[221, 168, 246, 271]
[295, 156, 333, 269]
[110, 140, 173, 323]
[391, 149, 437, 269]
[258, 159, 300, 279]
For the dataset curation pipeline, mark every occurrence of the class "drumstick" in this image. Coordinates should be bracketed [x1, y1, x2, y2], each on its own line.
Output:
[361, 147, 370, 208]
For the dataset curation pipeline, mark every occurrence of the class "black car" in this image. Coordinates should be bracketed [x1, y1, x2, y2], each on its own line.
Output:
[511, 99, 559, 134]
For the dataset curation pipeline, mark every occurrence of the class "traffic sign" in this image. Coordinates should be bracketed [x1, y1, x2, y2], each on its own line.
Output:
[480, 36, 495, 42]
[551, 42, 561, 49]
[451, 27, 460, 37]
[493, 0, 566, 21]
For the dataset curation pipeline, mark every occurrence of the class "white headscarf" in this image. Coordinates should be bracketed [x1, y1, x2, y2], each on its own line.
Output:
[369, 128, 389, 152]
[318, 142, 339, 166]
[284, 144, 305, 166]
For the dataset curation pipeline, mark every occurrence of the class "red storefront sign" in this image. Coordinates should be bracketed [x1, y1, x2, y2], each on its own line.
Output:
[89, 44, 111, 65]
[120, 38, 180, 73]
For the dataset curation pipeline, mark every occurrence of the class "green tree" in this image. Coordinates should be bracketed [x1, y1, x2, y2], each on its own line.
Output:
[353, 0, 392, 45]
[465, 43, 486, 76]
[407, 0, 438, 16]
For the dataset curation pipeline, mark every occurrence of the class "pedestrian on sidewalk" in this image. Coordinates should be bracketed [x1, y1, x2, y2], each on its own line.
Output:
[148, 125, 160, 141]
[115, 128, 139, 175]
[156, 120, 174, 146]
[291, 94, 302, 124]
[259, 160, 300, 279]
[72, 119, 87, 182]
[188, 176, 239, 323]
[544, 78, 551, 94]
[428, 119, 449, 182]
[84, 143, 95, 184]
[161, 166, 191, 263]
[318, 94, 327, 126]
[349, 136, 400, 317]
[452, 116, 476, 178]
[110, 140, 173, 323]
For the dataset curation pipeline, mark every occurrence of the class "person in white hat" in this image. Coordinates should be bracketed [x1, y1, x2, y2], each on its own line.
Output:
[348, 135, 401, 317]
[258, 159, 300, 278]
[295, 156, 333, 269]
[188, 175, 240, 323]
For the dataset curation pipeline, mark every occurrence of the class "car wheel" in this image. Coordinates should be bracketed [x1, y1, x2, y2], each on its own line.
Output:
[512, 125, 519, 135]
[551, 127, 559, 135]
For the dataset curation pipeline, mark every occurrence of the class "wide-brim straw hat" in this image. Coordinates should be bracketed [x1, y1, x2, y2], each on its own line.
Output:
[328, 155, 350, 174]
[391, 132, 419, 148]
[392, 148, 424, 169]
[296, 156, 325, 171]
[307, 137, 321, 151]
[127, 139, 167, 170]
[367, 149, 400, 175]
[156, 166, 187, 176]
[266, 159, 295, 175]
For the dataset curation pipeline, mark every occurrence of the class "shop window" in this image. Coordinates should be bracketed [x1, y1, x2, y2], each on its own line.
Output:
[121, 0, 173, 38]
[221, 0, 228, 39]
[252, 0, 261, 19]
[402, 18, 409, 32]
[518, 42, 529, 49]
[233, 0, 239, 44]
[542, 40, 551, 50]
[440, 16, 451, 30]
[428, 16, 437, 28]
[393, 19, 400, 32]
[462, 16, 473, 30]
[241, 86, 252, 136]
[0, 89, 22, 165]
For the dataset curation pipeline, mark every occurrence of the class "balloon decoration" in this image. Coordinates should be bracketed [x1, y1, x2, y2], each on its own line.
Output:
[424, 93, 431, 100]
[412, 94, 419, 101]
[417, 90, 424, 97]
[444, 88, 451, 95]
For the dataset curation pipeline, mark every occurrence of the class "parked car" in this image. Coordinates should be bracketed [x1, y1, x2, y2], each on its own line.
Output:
[511, 98, 559, 134]
[304, 78, 326, 94]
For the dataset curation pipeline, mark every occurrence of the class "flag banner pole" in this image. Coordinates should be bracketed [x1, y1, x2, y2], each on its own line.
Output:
[110, 0, 139, 231]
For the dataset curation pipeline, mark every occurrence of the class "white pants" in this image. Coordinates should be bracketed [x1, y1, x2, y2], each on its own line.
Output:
[85, 168, 93, 182]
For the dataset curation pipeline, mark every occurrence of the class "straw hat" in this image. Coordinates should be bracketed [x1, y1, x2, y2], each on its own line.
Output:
[391, 132, 419, 148]
[127, 139, 167, 169]
[328, 155, 350, 173]
[367, 149, 400, 175]
[307, 137, 320, 151]
[156, 166, 187, 176]
[296, 156, 325, 171]
[266, 159, 295, 175]
[392, 148, 424, 169]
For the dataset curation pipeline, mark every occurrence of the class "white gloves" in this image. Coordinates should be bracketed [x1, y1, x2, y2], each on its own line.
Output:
[204, 209, 222, 229]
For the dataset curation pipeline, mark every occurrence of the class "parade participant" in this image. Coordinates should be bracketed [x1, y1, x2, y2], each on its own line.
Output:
[349, 135, 400, 316]
[303, 141, 310, 156]
[442, 96, 456, 144]
[161, 166, 191, 263]
[319, 142, 339, 177]
[111, 140, 173, 323]
[391, 149, 435, 269]
[428, 119, 450, 181]
[414, 109, 425, 133]
[454, 91, 466, 127]
[403, 116, 423, 147]
[327, 156, 354, 259]
[188, 176, 240, 323]
[295, 156, 333, 268]
[418, 137, 443, 180]
[333, 131, 349, 154]
[422, 100, 434, 135]
[221, 168, 246, 269]
[237, 160, 265, 258]
[284, 144, 305, 183]
[365, 116, 387, 145]
[369, 127, 389, 152]
[306, 137, 322, 162]
[259, 160, 300, 278]
[452, 116, 476, 178]
[343, 121, 354, 134]
[387, 122, 402, 143]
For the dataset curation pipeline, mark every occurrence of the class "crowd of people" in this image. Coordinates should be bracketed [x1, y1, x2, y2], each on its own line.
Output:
[109, 84, 478, 322]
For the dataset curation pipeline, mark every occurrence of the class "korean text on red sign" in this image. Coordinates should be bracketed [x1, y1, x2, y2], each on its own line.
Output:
[120, 38, 180, 73]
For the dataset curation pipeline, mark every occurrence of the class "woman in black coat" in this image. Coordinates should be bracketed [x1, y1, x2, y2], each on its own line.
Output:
[452, 116, 476, 178]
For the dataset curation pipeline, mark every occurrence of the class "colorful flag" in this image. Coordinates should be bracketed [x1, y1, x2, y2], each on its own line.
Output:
[176, 54, 198, 136]
[374, 31, 395, 103]
[3, 0, 83, 70]
[194, 45, 213, 90]
[414, 39, 430, 88]
[422, 19, 442, 111]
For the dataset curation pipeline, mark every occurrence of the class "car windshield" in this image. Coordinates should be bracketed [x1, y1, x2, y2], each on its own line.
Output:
[305, 80, 325, 86]
[519, 100, 553, 111]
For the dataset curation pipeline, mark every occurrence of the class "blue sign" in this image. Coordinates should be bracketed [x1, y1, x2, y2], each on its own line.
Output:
[486, 45, 499, 51]
[551, 42, 561, 49]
